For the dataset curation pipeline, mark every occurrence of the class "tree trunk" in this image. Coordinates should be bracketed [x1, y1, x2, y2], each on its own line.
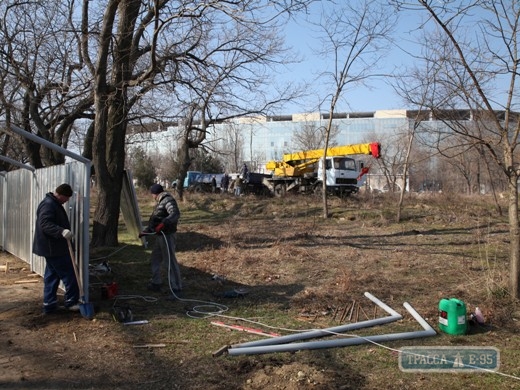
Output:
[322, 103, 335, 219]
[397, 125, 415, 222]
[89, 0, 136, 248]
[508, 174, 520, 298]
[91, 180, 122, 247]
[90, 91, 127, 247]
[175, 136, 192, 201]
[91, 139, 125, 247]
[91, 142, 126, 247]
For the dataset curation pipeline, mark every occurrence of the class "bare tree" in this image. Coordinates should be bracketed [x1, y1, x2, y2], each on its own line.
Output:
[313, 0, 397, 218]
[0, 2, 93, 167]
[166, 4, 307, 202]
[392, 65, 440, 221]
[392, 0, 520, 297]
[291, 121, 340, 151]
[439, 133, 481, 194]
[0, 1, 313, 246]
[209, 121, 244, 174]
[372, 131, 409, 192]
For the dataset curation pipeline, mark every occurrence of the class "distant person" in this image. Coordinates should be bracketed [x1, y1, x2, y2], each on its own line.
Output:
[211, 176, 217, 193]
[221, 173, 229, 194]
[33, 183, 80, 314]
[234, 175, 243, 196]
[139, 184, 182, 295]
[240, 163, 249, 182]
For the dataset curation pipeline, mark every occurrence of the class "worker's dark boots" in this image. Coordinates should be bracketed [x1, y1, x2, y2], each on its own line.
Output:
[147, 282, 162, 292]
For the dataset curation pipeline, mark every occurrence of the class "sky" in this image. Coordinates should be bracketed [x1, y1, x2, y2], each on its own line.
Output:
[277, 1, 518, 116]
[275, 2, 426, 114]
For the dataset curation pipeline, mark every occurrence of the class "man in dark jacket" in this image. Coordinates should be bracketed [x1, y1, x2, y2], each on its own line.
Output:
[33, 183, 79, 313]
[140, 184, 182, 295]
[220, 173, 229, 194]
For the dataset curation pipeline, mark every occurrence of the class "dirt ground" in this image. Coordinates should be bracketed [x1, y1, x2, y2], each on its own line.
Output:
[1, 193, 520, 389]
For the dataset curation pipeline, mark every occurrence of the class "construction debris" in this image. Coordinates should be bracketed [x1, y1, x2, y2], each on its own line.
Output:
[213, 292, 435, 357]
[211, 321, 281, 338]
[14, 279, 39, 284]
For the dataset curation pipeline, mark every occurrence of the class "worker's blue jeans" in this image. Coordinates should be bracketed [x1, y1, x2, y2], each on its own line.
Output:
[43, 254, 80, 313]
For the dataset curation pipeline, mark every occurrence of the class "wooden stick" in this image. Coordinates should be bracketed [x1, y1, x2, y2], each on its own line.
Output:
[340, 302, 353, 323]
[0, 262, 8, 273]
[212, 345, 230, 357]
[338, 303, 347, 323]
[359, 304, 370, 321]
[211, 321, 281, 337]
[348, 300, 356, 321]
[133, 344, 166, 348]
[332, 307, 339, 321]
[14, 279, 39, 284]
[338, 304, 347, 322]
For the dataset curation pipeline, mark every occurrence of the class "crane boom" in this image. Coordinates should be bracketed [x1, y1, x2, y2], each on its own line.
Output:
[266, 142, 380, 177]
[281, 142, 380, 163]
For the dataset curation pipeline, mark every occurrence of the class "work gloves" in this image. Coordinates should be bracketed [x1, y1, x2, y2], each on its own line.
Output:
[62, 229, 73, 240]
[138, 222, 165, 238]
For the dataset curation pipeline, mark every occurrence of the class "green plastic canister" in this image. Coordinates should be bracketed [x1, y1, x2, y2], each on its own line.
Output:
[438, 298, 467, 335]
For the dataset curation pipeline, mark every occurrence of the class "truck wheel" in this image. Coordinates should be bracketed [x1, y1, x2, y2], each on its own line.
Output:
[193, 184, 203, 193]
[339, 189, 352, 198]
[274, 184, 286, 197]
[313, 184, 323, 196]
[261, 187, 271, 197]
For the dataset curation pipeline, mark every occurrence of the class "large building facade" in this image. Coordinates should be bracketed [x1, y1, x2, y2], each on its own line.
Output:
[127, 109, 415, 173]
[127, 110, 512, 193]
[236, 110, 411, 171]
[126, 108, 514, 194]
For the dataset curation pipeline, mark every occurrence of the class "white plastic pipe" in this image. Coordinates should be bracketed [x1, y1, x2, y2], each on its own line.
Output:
[227, 302, 435, 356]
[364, 292, 401, 317]
[231, 292, 402, 349]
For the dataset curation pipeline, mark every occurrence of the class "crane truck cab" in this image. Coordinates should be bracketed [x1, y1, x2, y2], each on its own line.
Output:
[263, 142, 380, 197]
[316, 156, 365, 196]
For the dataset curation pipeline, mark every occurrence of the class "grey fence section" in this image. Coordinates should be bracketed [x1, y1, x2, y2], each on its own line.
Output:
[0, 122, 91, 301]
[121, 170, 145, 239]
[32, 163, 90, 278]
[0, 162, 90, 296]
[2, 168, 34, 263]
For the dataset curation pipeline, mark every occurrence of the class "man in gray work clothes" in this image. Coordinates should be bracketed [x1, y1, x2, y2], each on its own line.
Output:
[140, 184, 182, 295]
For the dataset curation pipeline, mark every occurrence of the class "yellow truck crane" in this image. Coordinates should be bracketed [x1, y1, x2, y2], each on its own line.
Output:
[263, 142, 381, 197]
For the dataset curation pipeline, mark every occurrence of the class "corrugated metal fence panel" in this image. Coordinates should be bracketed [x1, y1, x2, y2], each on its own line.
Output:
[0, 162, 88, 281]
[121, 170, 144, 238]
[4, 168, 34, 263]
[31, 164, 68, 275]
[31, 162, 88, 277]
